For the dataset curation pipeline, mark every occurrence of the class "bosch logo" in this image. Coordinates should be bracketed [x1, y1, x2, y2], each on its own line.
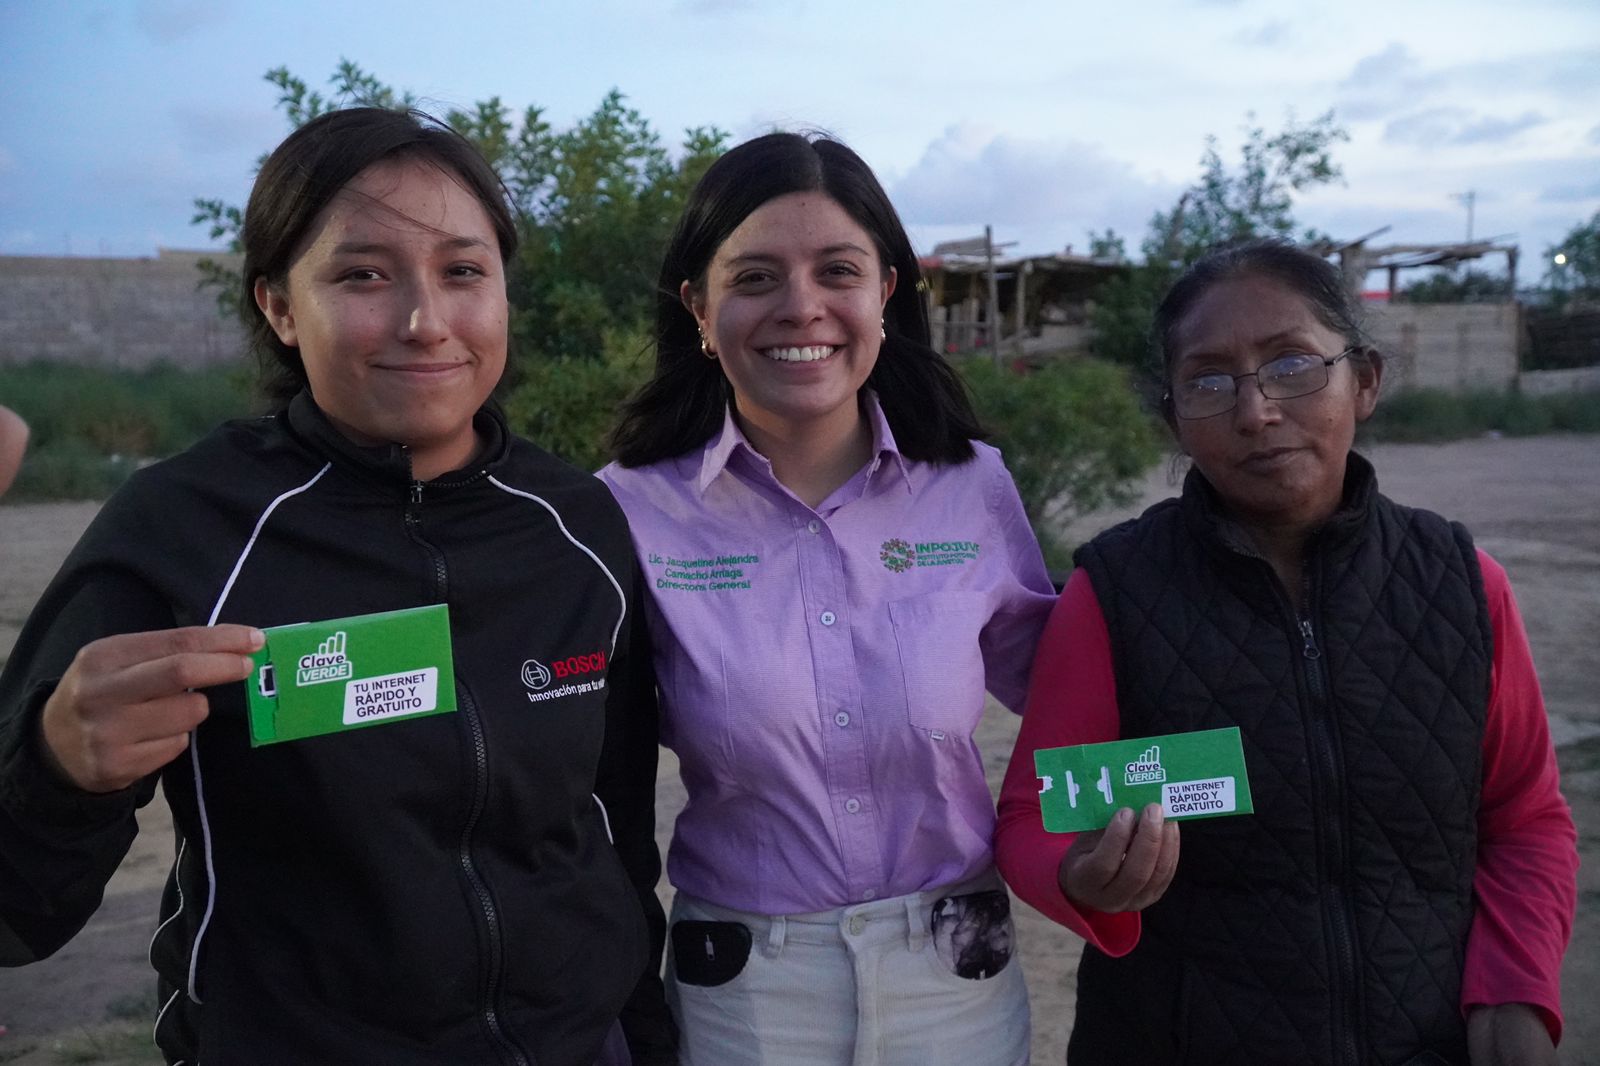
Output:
[521, 659, 552, 690]
[552, 651, 607, 679]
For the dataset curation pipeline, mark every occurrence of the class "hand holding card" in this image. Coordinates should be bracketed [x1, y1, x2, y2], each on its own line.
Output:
[1057, 803, 1181, 914]
[40, 624, 264, 792]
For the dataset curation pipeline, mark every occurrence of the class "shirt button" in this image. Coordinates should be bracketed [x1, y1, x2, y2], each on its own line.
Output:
[844, 797, 861, 814]
[807, 519, 821, 534]
[861, 889, 877, 902]
[820, 610, 837, 626]
[848, 914, 867, 935]
[834, 711, 850, 727]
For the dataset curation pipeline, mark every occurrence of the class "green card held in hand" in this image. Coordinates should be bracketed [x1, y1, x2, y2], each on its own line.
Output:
[246, 604, 456, 747]
[1034, 727, 1253, 833]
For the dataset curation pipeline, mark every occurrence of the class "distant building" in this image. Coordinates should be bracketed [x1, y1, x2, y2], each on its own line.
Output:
[918, 250, 1128, 358]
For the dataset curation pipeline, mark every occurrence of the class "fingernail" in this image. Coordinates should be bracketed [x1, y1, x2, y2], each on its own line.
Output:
[1146, 804, 1164, 826]
[1116, 808, 1134, 828]
[248, 628, 266, 649]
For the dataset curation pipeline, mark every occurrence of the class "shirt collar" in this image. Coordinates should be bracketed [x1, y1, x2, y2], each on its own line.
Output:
[694, 391, 915, 497]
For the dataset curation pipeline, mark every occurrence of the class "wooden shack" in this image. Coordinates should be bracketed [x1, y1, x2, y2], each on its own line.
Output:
[918, 250, 1128, 358]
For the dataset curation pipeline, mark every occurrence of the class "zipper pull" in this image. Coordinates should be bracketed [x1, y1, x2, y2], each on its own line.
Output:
[1299, 618, 1321, 660]
[410, 481, 423, 505]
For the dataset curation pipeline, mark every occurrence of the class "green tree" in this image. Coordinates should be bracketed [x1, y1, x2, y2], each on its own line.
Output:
[1541, 209, 1600, 309]
[1090, 112, 1349, 369]
[504, 90, 725, 360]
[958, 357, 1161, 571]
[1086, 228, 1128, 262]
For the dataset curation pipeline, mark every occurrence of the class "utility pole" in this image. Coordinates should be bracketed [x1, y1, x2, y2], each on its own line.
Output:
[985, 225, 1000, 367]
[1452, 190, 1476, 243]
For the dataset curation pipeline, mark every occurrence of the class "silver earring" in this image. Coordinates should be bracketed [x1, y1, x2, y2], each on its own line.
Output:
[880, 320, 887, 340]
[699, 331, 716, 359]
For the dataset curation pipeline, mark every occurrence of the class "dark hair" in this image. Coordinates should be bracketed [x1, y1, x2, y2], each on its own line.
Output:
[1150, 237, 1378, 423]
[240, 107, 518, 406]
[610, 132, 983, 467]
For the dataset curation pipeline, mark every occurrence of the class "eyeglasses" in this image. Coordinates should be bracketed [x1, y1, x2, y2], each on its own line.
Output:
[1168, 348, 1359, 420]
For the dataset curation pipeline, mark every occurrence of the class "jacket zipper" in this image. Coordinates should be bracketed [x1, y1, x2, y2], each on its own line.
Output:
[1295, 583, 1361, 1066]
[407, 480, 449, 598]
[404, 476, 531, 1066]
[457, 685, 530, 1066]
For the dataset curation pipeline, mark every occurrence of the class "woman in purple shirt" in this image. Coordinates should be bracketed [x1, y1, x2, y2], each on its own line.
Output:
[599, 133, 1054, 1065]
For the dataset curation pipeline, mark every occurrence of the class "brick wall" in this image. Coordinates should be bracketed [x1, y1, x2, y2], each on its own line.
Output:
[0, 251, 246, 369]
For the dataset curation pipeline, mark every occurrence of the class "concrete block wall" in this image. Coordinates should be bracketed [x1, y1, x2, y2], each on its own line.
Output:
[0, 251, 246, 369]
[1363, 302, 1519, 394]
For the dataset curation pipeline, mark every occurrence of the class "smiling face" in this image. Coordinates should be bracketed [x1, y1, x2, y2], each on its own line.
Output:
[684, 191, 896, 449]
[254, 158, 508, 480]
[1169, 272, 1381, 534]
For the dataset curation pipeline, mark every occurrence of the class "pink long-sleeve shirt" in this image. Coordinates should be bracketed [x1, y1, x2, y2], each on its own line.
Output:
[995, 552, 1578, 1040]
[601, 397, 1054, 914]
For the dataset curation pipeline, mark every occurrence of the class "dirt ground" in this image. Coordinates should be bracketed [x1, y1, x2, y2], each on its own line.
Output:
[1, 435, 1596, 1064]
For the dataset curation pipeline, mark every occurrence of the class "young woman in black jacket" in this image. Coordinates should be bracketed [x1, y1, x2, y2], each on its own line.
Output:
[0, 107, 673, 1066]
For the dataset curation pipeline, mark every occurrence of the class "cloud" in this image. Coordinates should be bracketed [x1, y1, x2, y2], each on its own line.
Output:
[1463, 48, 1600, 96]
[1342, 42, 1417, 87]
[134, 0, 230, 43]
[1539, 177, 1600, 203]
[1590, 125, 1600, 146]
[1455, 111, 1546, 145]
[1232, 21, 1291, 47]
[1337, 45, 1599, 122]
[1382, 108, 1466, 147]
[889, 125, 1180, 253]
[1383, 108, 1545, 148]
[1337, 44, 1435, 121]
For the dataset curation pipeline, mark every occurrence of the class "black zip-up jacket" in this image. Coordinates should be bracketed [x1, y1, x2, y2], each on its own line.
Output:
[0, 394, 674, 1065]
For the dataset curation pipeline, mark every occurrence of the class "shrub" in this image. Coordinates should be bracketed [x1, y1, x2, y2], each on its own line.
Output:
[1360, 387, 1600, 442]
[500, 329, 653, 473]
[3, 362, 256, 501]
[959, 356, 1162, 571]
[7, 441, 141, 502]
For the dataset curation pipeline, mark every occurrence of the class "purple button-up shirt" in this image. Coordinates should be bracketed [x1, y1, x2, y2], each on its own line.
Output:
[598, 396, 1053, 914]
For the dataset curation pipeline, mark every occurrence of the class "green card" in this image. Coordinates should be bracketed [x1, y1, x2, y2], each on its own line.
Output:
[246, 604, 457, 747]
[1034, 727, 1253, 833]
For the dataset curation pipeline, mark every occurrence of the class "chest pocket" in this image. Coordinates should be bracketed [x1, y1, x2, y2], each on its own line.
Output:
[887, 591, 991, 735]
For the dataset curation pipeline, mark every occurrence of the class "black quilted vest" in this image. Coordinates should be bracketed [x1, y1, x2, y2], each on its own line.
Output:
[1067, 454, 1491, 1066]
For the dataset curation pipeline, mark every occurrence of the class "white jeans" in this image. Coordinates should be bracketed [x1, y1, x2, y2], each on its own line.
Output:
[665, 874, 1031, 1066]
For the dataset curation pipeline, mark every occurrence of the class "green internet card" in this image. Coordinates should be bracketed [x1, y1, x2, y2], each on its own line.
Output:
[1034, 727, 1253, 833]
[246, 604, 456, 747]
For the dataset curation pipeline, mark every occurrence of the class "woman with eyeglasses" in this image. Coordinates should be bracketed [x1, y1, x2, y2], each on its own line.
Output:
[995, 238, 1576, 1066]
